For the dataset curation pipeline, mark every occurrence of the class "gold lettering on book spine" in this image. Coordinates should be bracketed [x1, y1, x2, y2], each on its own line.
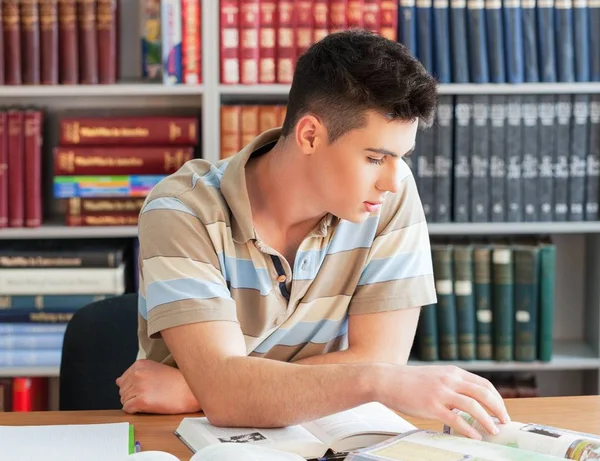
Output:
[77, 0, 95, 30]
[84, 215, 138, 225]
[164, 150, 186, 171]
[21, 0, 40, 30]
[169, 123, 182, 141]
[314, 3, 327, 24]
[69, 197, 81, 215]
[64, 121, 80, 143]
[24, 117, 38, 137]
[77, 126, 150, 139]
[97, 0, 115, 31]
[81, 198, 144, 212]
[59, 0, 77, 30]
[3, 1, 20, 30]
[8, 117, 21, 136]
[40, 0, 58, 31]
[331, 3, 346, 25]
[58, 151, 75, 172]
[348, 2, 363, 24]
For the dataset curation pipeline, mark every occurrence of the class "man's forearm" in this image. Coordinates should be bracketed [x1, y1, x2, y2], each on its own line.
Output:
[196, 357, 381, 428]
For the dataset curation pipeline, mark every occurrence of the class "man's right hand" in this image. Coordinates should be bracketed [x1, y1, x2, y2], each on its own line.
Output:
[116, 359, 201, 415]
[377, 363, 510, 440]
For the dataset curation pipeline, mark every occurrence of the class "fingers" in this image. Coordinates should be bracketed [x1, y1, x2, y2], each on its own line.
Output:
[122, 396, 139, 414]
[449, 392, 499, 437]
[438, 406, 483, 440]
[461, 373, 510, 424]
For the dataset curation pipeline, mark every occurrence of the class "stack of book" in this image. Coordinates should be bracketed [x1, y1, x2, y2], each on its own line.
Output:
[1, 0, 118, 85]
[53, 115, 199, 226]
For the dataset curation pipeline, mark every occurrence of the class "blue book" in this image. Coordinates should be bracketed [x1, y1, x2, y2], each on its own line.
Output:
[467, 0, 490, 82]
[433, 0, 452, 82]
[537, 0, 557, 81]
[0, 324, 67, 335]
[450, 0, 471, 82]
[398, 0, 418, 56]
[161, 0, 183, 84]
[521, 0, 540, 81]
[503, 0, 525, 82]
[416, 0, 435, 74]
[53, 175, 166, 198]
[591, 0, 600, 80]
[573, 0, 590, 81]
[485, 0, 506, 82]
[555, 0, 576, 82]
[0, 333, 64, 350]
[0, 349, 62, 367]
[0, 294, 113, 310]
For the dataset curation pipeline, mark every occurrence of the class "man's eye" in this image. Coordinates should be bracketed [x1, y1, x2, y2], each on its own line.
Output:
[368, 157, 384, 165]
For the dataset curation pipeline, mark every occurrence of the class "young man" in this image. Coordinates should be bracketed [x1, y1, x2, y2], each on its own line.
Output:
[116, 30, 509, 440]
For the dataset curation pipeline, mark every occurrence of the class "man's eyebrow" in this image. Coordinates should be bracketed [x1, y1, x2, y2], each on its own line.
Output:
[365, 144, 416, 158]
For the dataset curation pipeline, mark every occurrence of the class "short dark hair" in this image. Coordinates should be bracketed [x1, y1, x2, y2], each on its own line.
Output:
[281, 30, 438, 143]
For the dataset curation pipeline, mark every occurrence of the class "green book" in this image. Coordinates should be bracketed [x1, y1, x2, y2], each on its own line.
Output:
[538, 243, 556, 362]
[418, 303, 439, 361]
[453, 245, 476, 361]
[513, 245, 540, 362]
[492, 245, 514, 362]
[473, 245, 493, 360]
[432, 245, 458, 361]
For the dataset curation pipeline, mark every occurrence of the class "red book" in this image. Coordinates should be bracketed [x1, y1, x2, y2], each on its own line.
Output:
[24, 110, 43, 228]
[329, 0, 348, 33]
[21, 0, 41, 84]
[182, 0, 201, 84]
[0, 4, 4, 85]
[363, 0, 381, 34]
[53, 146, 194, 175]
[220, 105, 241, 159]
[3, 0, 22, 85]
[313, 0, 329, 43]
[258, 0, 276, 83]
[96, 0, 117, 84]
[296, 0, 314, 57]
[67, 197, 145, 217]
[59, 116, 200, 146]
[0, 113, 7, 229]
[276, 0, 296, 84]
[380, 0, 398, 41]
[12, 377, 48, 412]
[7, 110, 24, 228]
[59, 0, 79, 84]
[347, 0, 364, 28]
[220, 0, 240, 84]
[40, 0, 60, 85]
[66, 214, 139, 226]
[239, 0, 259, 84]
[77, 0, 99, 84]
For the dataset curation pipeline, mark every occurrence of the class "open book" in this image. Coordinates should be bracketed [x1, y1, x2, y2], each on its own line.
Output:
[173, 402, 417, 460]
[345, 409, 600, 461]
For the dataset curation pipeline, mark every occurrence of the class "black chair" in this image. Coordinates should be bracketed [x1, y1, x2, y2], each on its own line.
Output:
[59, 293, 139, 410]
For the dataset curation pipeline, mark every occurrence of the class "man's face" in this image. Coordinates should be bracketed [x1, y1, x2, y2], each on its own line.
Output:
[308, 111, 418, 223]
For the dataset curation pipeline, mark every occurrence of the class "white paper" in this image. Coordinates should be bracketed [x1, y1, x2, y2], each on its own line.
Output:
[190, 444, 305, 461]
[0, 422, 131, 461]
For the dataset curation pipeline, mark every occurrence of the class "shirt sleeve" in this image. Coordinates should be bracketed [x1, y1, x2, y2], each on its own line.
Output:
[348, 162, 437, 315]
[137, 195, 238, 338]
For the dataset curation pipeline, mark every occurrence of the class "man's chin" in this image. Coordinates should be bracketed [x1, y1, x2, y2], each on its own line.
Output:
[335, 210, 371, 224]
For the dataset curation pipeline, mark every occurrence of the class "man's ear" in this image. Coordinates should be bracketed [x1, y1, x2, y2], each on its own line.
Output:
[295, 115, 327, 154]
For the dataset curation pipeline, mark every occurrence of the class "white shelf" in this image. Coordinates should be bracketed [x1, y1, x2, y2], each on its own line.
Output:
[409, 341, 600, 371]
[428, 221, 600, 235]
[219, 84, 291, 96]
[0, 83, 204, 98]
[0, 225, 138, 239]
[0, 366, 59, 378]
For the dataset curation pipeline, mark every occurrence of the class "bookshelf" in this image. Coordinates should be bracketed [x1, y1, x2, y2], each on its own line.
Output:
[0, 0, 599, 399]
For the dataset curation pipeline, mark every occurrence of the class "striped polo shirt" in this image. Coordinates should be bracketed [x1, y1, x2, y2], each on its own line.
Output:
[137, 128, 437, 366]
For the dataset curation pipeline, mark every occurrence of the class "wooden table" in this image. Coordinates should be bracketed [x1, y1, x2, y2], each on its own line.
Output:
[1, 396, 600, 460]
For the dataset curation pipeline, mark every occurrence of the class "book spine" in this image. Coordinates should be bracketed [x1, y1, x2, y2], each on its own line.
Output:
[59, 117, 199, 145]
[569, 94, 588, 220]
[348, 0, 365, 29]
[573, 0, 589, 81]
[417, 304, 439, 360]
[24, 110, 43, 228]
[53, 146, 194, 175]
[591, 0, 600, 81]
[140, 0, 162, 81]
[466, 0, 489, 82]
[313, 0, 329, 43]
[453, 96, 472, 222]
[363, 0, 382, 34]
[77, 0, 98, 84]
[239, 0, 259, 84]
[380, 0, 398, 40]
[521, 95, 539, 221]
[0, 6, 3, 85]
[537, 0, 557, 82]
[0, 379, 11, 412]
[277, 0, 296, 84]
[555, 0, 575, 82]
[0, 249, 123, 268]
[492, 246, 514, 361]
[96, 0, 117, 84]
[453, 245, 477, 360]
[12, 377, 48, 412]
[67, 197, 145, 217]
[7, 111, 24, 228]
[485, 0, 506, 82]
[0, 350, 62, 367]
[259, 0, 277, 84]
[554, 94, 571, 221]
[21, 0, 41, 84]
[181, 0, 201, 84]
[3, 0, 22, 85]
[0, 311, 75, 323]
[514, 246, 540, 362]
[538, 243, 556, 361]
[521, 0, 539, 82]
[58, 0, 78, 84]
[450, 0, 470, 82]
[432, 0, 451, 83]
[489, 95, 506, 221]
[432, 245, 459, 360]
[0, 112, 7, 229]
[66, 214, 139, 226]
[506, 96, 523, 221]
[587, 95, 600, 219]
[161, 0, 182, 84]
[258, 105, 279, 133]
[538, 95, 557, 221]
[240, 105, 260, 147]
[502, 0, 524, 83]
[0, 324, 67, 334]
[0, 333, 64, 350]
[416, 0, 434, 74]
[329, 0, 349, 33]
[399, 0, 418, 57]
[295, 1, 313, 58]
[417, 130, 435, 221]
[53, 174, 165, 198]
[40, 0, 59, 84]
[433, 96, 453, 222]
[220, 0, 239, 84]
[220, 105, 241, 159]
[473, 246, 493, 360]
[471, 95, 490, 222]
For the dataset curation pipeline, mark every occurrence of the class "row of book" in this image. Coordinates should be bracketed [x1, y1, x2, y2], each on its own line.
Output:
[0, 377, 50, 412]
[0, 0, 118, 85]
[140, 0, 202, 85]
[414, 241, 556, 363]
[220, 0, 398, 84]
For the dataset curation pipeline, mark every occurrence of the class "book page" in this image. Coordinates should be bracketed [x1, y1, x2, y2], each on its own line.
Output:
[347, 430, 567, 461]
[175, 417, 327, 459]
[446, 410, 600, 460]
[190, 443, 305, 461]
[302, 402, 417, 452]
